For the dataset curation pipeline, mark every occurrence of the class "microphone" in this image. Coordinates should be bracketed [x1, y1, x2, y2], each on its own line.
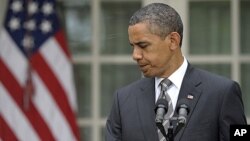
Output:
[177, 100, 189, 125]
[155, 96, 169, 124]
[174, 99, 190, 135]
[155, 95, 169, 138]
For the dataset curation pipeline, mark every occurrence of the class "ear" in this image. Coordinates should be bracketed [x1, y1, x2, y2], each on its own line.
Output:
[169, 32, 181, 50]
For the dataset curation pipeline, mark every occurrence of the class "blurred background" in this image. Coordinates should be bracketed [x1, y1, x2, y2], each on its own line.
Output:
[0, 0, 249, 141]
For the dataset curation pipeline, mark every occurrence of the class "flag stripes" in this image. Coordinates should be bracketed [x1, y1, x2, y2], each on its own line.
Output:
[54, 30, 71, 59]
[0, 83, 40, 141]
[0, 30, 27, 86]
[32, 72, 76, 141]
[0, 115, 18, 141]
[0, 58, 56, 141]
[31, 51, 79, 140]
[39, 35, 77, 111]
[0, 0, 80, 140]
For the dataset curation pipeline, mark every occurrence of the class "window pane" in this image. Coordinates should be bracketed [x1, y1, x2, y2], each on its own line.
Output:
[64, 3, 91, 55]
[100, 64, 141, 117]
[73, 64, 92, 118]
[189, 2, 231, 54]
[241, 0, 250, 54]
[241, 64, 250, 116]
[193, 64, 231, 79]
[79, 126, 91, 141]
[100, 1, 141, 54]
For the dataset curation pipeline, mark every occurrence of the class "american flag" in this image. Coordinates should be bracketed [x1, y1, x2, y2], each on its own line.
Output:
[0, 0, 80, 141]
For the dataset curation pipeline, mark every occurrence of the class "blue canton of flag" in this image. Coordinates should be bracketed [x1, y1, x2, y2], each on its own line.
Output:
[5, 0, 59, 57]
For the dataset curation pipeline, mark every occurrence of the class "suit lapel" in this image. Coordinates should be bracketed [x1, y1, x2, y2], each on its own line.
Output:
[174, 65, 202, 141]
[136, 78, 159, 141]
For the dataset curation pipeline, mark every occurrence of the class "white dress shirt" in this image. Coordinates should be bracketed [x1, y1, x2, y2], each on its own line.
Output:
[155, 57, 188, 111]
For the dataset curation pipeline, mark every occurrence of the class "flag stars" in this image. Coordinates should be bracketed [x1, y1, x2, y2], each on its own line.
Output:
[40, 20, 52, 33]
[9, 17, 21, 30]
[24, 20, 36, 31]
[28, 2, 38, 15]
[42, 2, 53, 15]
[22, 35, 34, 49]
[11, 0, 23, 13]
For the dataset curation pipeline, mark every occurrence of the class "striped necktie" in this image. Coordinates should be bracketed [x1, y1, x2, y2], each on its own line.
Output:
[158, 78, 173, 141]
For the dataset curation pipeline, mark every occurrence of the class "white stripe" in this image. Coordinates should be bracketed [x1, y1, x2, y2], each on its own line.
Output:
[160, 137, 166, 141]
[0, 30, 27, 86]
[0, 83, 40, 141]
[40, 37, 77, 111]
[163, 120, 170, 126]
[32, 72, 77, 141]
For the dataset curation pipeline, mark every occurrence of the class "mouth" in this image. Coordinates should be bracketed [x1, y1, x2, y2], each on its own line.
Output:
[138, 62, 146, 67]
[138, 64, 149, 72]
[139, 64, 146, 68]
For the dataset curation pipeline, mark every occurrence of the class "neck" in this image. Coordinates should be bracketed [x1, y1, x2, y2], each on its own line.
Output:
[161, 51, 184, 78]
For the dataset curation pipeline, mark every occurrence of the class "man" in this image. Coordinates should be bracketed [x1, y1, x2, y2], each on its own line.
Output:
[105, 3, 246, 141]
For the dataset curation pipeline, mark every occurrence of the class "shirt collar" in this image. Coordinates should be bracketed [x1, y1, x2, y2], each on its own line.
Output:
[155, 57, 188, 89]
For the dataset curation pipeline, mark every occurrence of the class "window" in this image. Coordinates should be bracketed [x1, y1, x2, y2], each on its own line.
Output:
[100, 2, 140, 54]
[240, 0, 250, 117]
[241, 0, 250, 54]
[189, 0, 250, 118]
[64, 1, 92, 55]
[190, 1, 231, 55]
[61, 0, 141, 140]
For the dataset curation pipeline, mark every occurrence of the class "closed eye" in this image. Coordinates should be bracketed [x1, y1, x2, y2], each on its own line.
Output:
[135, 42, 149, 48]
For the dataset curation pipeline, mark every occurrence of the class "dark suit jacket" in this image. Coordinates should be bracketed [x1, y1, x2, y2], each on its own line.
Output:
[105, 64, 247, 141]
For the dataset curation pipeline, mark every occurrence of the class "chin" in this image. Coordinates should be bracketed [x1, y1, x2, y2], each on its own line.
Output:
[142, 72, 155, 78]
[141, 69, 158, 78]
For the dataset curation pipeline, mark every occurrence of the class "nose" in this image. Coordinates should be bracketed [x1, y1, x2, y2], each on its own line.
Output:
[132, 46, 143, 61]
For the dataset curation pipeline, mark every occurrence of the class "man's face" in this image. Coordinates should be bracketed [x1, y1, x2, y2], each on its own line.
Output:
[128, 23, 174, 78]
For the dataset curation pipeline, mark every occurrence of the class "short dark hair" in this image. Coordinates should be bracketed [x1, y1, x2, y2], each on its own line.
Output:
[129, 3, 183, 47]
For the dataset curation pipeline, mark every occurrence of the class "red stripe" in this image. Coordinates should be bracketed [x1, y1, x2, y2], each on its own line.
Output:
[0, 115, 18, 141]
[0, 58, 56, 141]
[31, 53, 80, 140]
[55, 30, 71, 59]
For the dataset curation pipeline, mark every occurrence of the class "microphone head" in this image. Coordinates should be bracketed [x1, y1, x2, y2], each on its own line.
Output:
[155, 98, 169, 113]
[177, 98, 190, 114]
[155, 98, 169, 124]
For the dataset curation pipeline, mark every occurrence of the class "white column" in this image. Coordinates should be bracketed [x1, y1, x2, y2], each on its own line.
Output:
[0, 0, 7, 26]
[231, 0, 240, 83]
